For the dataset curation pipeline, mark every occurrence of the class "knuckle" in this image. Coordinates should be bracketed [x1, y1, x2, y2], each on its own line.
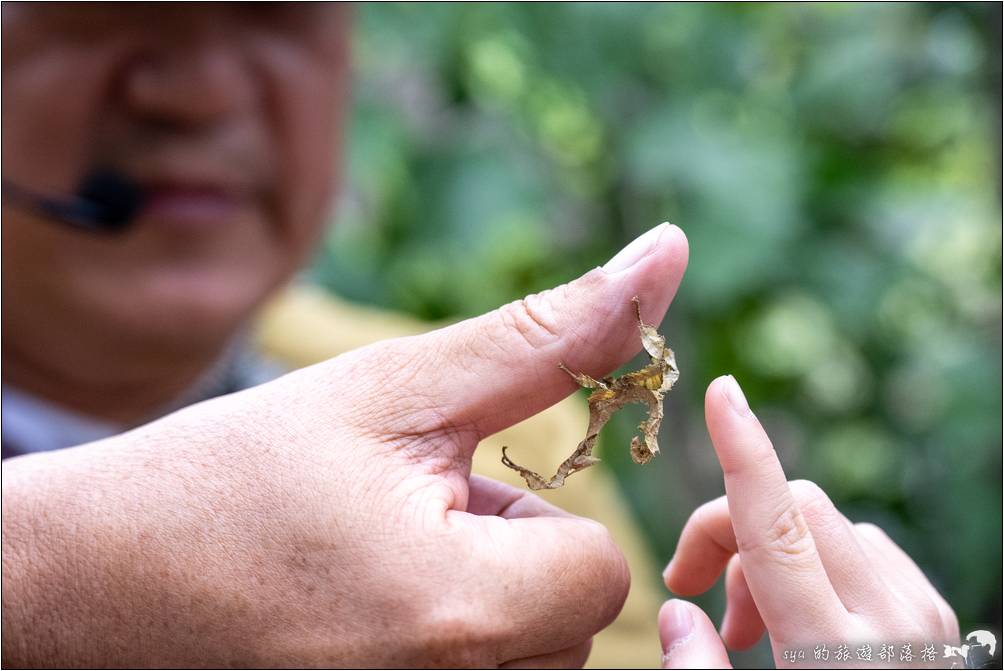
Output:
[789, 480, 834, 522]
[739, 503, 816, 563]
[498, 290, 563, 352]
[790, 479, 826, 503]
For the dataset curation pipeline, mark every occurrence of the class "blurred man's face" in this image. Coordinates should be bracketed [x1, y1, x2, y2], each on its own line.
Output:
[1, 4, 349, 356]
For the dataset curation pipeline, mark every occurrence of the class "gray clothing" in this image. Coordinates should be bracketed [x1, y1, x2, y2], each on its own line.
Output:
[1, 343, 283, 460]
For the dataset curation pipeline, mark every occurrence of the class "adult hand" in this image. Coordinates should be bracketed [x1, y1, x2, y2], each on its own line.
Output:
[2, 223, 688, 668]
[659, 376, 958, 669]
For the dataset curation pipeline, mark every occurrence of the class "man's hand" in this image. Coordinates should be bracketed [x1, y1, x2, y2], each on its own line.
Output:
[658, 375, 959, 669]
[1, 223, 688, 668]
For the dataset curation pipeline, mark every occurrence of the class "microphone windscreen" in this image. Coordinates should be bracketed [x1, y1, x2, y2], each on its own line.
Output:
[76, 169, 145, 231]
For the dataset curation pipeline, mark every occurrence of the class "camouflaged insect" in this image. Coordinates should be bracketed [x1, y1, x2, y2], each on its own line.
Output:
[502, 296, 679, 490]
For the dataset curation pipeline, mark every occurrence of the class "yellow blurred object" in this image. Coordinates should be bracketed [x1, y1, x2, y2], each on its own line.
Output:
[254, 283, 665, 668]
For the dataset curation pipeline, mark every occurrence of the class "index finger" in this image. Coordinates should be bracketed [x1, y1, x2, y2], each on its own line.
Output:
[703, 375, 847, 641]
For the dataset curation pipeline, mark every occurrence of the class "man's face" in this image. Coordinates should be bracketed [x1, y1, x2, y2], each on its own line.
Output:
[1, 4, 349, 355]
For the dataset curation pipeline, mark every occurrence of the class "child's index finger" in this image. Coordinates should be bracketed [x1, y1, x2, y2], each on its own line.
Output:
[703, 375, 848, 641]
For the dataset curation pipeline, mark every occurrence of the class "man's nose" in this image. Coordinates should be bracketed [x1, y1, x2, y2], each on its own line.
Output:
[120, 26, 255, 129]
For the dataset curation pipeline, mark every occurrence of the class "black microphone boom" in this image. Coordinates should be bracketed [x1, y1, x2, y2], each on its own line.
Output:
[1, 168, 144, 233]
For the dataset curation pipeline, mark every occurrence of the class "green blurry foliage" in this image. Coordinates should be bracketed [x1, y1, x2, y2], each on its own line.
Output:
[308, 4, 1001, 661]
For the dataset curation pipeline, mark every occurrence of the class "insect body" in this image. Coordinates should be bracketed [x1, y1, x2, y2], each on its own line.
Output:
[502, 296, 679, 490]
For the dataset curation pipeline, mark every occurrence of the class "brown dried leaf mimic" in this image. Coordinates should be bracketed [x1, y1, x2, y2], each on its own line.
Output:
[502, 296, 680, 490]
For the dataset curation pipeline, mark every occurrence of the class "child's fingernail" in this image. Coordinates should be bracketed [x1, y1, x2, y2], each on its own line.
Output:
[723, 374, 752, 417]
[659, 600, 694, 653]
[602, 222, 670, 273]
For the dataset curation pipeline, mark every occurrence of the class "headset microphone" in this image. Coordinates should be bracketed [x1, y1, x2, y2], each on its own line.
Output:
[1, 168, 145, 233]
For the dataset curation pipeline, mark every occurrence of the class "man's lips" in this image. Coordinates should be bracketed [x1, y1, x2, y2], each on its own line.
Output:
[138, 183, 249, 229]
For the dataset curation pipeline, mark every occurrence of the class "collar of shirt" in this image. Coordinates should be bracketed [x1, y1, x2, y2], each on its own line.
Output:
[1, 386, 122, 457]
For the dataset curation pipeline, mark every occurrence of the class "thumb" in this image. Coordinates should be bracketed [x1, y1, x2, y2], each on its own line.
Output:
[659, 600, 732, 669]
[387, 222, 688, 444]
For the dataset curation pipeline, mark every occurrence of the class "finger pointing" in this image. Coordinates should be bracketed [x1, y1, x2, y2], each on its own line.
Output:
[704, 375, 846, 642]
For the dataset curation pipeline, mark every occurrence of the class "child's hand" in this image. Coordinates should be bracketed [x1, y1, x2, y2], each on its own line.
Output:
[659, 376, 958, 668]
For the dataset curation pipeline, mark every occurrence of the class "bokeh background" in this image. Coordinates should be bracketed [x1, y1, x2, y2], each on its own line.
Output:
[307, 3, 1002, 665]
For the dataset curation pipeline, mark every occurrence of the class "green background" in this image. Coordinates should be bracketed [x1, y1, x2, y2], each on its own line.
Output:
[308, 3, 1002, 666]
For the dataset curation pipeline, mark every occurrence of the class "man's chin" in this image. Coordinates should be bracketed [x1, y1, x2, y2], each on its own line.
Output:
[95, 278, 279, 352]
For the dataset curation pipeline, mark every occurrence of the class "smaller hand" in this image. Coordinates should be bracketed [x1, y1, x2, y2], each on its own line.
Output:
[659, 375, 959, 669]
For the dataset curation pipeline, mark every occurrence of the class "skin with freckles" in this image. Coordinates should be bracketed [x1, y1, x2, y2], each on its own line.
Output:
[658, 376, 959, 669]
[1, 4, 349, 424]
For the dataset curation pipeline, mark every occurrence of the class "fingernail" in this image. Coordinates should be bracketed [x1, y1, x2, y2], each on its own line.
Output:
[661, 558, 675, 586]
[723, 375, 752, 417]
[659, 600, 694, 653]
[602, 222, 670, 273]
